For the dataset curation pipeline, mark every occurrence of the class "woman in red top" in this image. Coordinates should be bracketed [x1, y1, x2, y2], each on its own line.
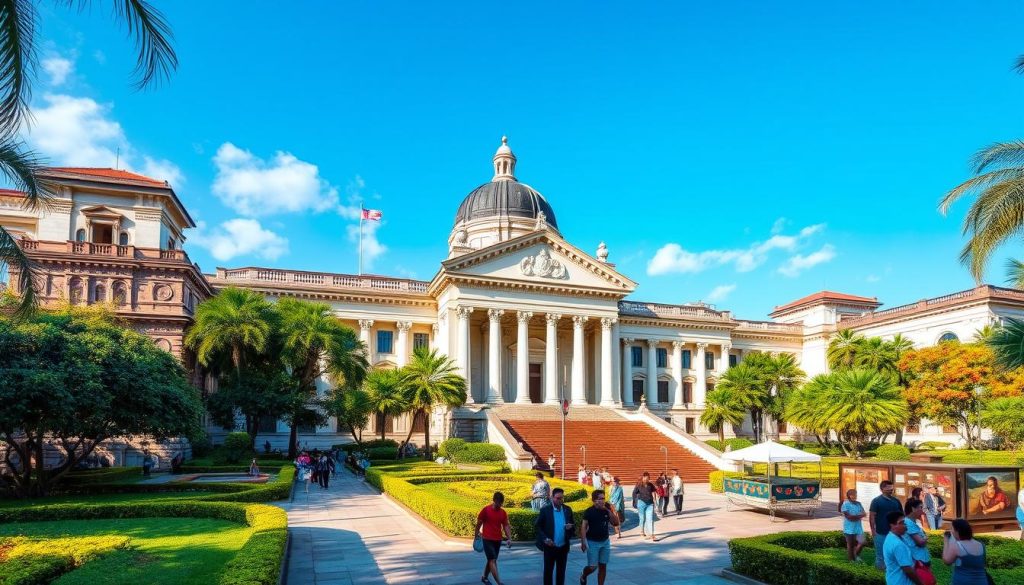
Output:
[475, 491, 512, 585]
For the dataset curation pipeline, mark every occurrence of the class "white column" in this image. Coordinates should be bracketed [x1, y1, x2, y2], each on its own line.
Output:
[600, 317, 616, 406]
[456, 307, 473, 404]
[487, 309, 504, 404]
[358, 319, 374, 363]
[720, 342, 732, 376]
[515, 311, 533, 404]
[695, 342, 708, 406]
[671, 340, 684, 408]
[621, 338, 634, 406]
[396, 321, 412, 367]
[545, 314, 561, 404]
[570, 315, 588, 405]
[646, 339, 658, 406]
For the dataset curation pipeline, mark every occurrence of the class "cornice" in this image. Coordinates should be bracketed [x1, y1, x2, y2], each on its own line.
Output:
[217, 282, 437, 309]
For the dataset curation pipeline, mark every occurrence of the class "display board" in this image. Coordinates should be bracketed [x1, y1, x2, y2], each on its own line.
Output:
[840, 464, 890, 503]
[893, 465, 957, 518]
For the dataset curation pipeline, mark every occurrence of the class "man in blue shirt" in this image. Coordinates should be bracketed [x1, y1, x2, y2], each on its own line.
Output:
[869, 480, 903, 570]
[535, 488, 575, 585]
[882, 511, 924, 585]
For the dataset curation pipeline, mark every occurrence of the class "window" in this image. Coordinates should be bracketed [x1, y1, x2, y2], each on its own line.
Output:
[258, 415, 278, 433]
[729, 354, 738, 367]
[906, 418, 920, 434]
[777, 421, 788, 434]
[93, 224, 113, 244]
[631, 346, 643, 367]
[705, 352, 715, 370]
[681, 349, 691, 369]
[682, 382, 693, 403]
[685, 418, 695, 434]
[938, 332, 959, 343]
[118, 232, 129, 246]
[707, 382, 715, 394]
[167, 238, 176, 250]
[93, 284, 106, 303]
[656, 348, 667, 368]
[377, 330, 394, 354]
[413, 332, 430, 350]
[297, 420, 316, 433]
[632, 379, 644, 404]
[75, 229, 86, 242]
[657, 380, 669, 403]
[942, 424, 958, 434]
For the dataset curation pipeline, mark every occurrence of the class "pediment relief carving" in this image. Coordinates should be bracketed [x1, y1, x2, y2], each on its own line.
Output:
[519, 248, 566, 280]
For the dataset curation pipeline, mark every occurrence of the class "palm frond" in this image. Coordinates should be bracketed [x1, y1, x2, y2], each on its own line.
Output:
[969, 141, 1024, 174]
[940, 167, 1024, 216]
[958, 180, 1024, 281]
[0, 139, 49, 208]
[987, 318, 1024, 371]
[0, 0, 34, 138]
[101, 0, 177, 89]
[1006, 259, 1024, 290]
[0, 224, 36, 317]
[1015, 54, 1024, 75]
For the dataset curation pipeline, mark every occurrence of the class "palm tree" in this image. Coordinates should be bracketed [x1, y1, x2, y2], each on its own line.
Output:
[856, 337, 897, 376]
[717, 363, 769, 442]
[981, 396, 1024, 449]
[399, 347, 467, 460]
[700, 387, 746, 446]
[0, 1, 177, 315]
[887, 333, 916, 445]
[364, 368, 409, 441]
[826, 329, 864, 370]
[278, 298, 368, 457]
[820, 369, 908, 458]
[987, 318, 1024, 371]
[185, 288, 275, 374]
[784, 375, 835, 447]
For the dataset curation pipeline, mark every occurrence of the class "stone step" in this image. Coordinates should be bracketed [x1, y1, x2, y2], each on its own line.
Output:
[490, 403, 628, 422]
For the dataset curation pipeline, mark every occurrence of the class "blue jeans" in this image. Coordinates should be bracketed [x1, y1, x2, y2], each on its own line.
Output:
[637, 500, 655, 535]
[928, 514, 941, 530]
[874, 534, 886, 569]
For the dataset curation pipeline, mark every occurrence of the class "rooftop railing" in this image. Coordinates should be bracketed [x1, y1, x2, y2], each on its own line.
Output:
[213, 267, 430, 294]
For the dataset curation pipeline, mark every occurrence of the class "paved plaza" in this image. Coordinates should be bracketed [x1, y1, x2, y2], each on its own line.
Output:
[281, 470, 846, 585]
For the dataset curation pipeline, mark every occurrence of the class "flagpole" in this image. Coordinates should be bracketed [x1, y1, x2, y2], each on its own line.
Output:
[358, 206, 364, 276]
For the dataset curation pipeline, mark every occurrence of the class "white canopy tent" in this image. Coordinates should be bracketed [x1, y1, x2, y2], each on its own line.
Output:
[722, 440, 822, 464]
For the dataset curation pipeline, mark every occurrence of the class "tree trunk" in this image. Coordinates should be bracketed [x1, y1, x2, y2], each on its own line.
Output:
[33, 438, 45, 497]
[287, 422, 298, 459]
[398, 410, 421, 457]
[894, 427, 904, 446]
[379, 412, 386, 441]
[246, 414, 258, 449]
[718, 425, 725, 446]
[423, 414, 432, 461]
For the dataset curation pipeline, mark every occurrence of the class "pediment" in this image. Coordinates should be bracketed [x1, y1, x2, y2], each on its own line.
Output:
[434, 230, 637, 296]
[80, 205, 122, 219]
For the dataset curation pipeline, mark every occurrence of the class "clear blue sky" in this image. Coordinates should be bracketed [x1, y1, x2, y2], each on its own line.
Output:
[26, 1, 1024, 319]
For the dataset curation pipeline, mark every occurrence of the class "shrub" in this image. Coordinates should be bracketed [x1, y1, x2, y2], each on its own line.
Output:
[454, 443, 506, 463]
[704, 440, 724, 451]
[367, 447, 398, 460]
[726, 438, 754, 451]
[190, 430, 213, 458]
[218, 504, 288, 585]
[875, 444, 911, 461]
[223, 432, 252, 464]
[709, 470, 743, 492]
[914, 441, 952, 452]
[437, 438, 467, 461]
[0, 536, 129, 585]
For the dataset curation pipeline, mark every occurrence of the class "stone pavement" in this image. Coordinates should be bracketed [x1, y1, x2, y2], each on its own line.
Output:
[280, 470, 847, 585]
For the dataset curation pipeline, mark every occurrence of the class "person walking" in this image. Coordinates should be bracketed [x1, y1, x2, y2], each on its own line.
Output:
[316, 454, 330, 489]
[548, 452, 557, 478]
[882, 511, 924, 585]
[869, 480, 904, 570]
[580, 489, 620, 585]
[670, 468, 684, 516]
[532, 472, 552, 512]
[608, 477, 625, 539]
[942, 518, 988, 585]
[592, 468, 603, 491]
[475, 492, 512, 585]
[296, 451, 312, 494]
[655, 472, 669, 516]
[632, 472, 658, 541]
[577, 464, 588, 484]
[902, 499, 933, 580]
[535, 487, 575, 585]
[841, 489, 866, 562]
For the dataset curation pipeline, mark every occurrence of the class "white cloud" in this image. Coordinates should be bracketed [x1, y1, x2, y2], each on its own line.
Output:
[41, 56, 73, 86]
[706, 284, 736, 303]
[778, 244, 836, 277]
[211, 143, 339, 217]
[141, 156, 183, 187]
[647, 223, 827, 276]
[770, 217, 787, 235]
[188, 219, 288, 262]
[866, 274, 881, 283]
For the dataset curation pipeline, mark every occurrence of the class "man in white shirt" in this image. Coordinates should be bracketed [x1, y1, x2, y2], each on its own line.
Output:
[670, 468, 685, 516]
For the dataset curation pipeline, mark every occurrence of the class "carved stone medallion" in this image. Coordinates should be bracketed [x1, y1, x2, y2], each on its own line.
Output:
[519, 248, 566, 279]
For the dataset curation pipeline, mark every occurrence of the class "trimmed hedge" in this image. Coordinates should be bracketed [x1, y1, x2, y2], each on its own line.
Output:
[454, 443, 506, 463]
[50, 466, 296, 503]
[0, 536, 129, 585]
[874, 444, 911, 461]
[0, 501, 287, 585]
[367, 447, 399, 460]
[704, 438, 754, 452]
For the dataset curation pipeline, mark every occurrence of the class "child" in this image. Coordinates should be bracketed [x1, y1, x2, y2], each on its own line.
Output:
[840, 489, 867, 561]
[249, 458, 260, 477]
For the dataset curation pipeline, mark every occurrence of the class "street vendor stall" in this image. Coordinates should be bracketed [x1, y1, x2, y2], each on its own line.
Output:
[722, 441, 823, 521]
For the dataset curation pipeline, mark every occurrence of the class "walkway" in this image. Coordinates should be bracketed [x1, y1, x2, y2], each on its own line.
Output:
[280, 470, 844, 585]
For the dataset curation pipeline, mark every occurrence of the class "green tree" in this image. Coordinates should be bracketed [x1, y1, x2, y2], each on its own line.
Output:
[0, 307, 202, 496]
[399, 347, 467, 460]
[700, 386, 746, 446]
[185, 288, 275, 375]
[988, 318, 1024, 371]
[826, 329, 865, 370]
[364, 368, 409, 441]
[819, 369, 908, 458]
[205, 361, 295, 447]
[277, 298, 368, 457]
[0, 1, 177, 315]
[717, 363, 769, 442]
[981, 396, 1024, 448]
[784, 375, 835, 447]
[855, 337, 897, 375]
[323, 387, 371, 446]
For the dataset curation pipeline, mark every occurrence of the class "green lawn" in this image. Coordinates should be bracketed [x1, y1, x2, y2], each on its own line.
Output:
[0, 491, 213, 509]
[0, 517, 252, 585]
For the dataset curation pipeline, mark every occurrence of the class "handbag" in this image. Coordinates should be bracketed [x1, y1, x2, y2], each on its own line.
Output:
[473, 535, 484, 553]
[913, 561, 936, 585]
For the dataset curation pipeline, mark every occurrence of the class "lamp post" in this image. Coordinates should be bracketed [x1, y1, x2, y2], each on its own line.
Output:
[560, 397, 569, 480]
[580, 444, 587, 471]
[660, 445, 668, 477]
[974, 385, 984, 450]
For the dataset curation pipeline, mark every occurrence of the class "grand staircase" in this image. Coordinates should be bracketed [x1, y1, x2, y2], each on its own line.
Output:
[495, 405, 717, 483]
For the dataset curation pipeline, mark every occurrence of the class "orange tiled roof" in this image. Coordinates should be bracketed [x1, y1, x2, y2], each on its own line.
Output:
[43, 167, 167, 186]
[771, 290, 879, 315]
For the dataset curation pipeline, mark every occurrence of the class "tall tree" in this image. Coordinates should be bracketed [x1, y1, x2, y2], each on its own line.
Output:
[0, 0, 178, 315]
[323, 387, 371, 446]
[363, 368, 409, 441]
[827, 329, 865, 370]
[700, 386, 746, 446]
[399, 347, 466, 460]
[988, 318, 1024, 371]
[855, 337, 897, 376]
[819, 369, 908, 458]
[277, 298, 367, 458]
[981, 396, 1024, 449]
[717, 363, 770, 442]
[185, 288, 276, 375]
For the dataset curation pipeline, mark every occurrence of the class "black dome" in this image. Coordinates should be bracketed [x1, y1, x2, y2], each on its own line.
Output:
[453, 180, 558, 229]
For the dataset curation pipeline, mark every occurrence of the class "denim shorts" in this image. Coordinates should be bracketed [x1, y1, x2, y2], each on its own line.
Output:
[586, 539, 610, 566]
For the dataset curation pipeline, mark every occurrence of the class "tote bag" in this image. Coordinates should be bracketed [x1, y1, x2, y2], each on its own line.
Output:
[473, 535, 484, 553]
[913, 561, 936, 585]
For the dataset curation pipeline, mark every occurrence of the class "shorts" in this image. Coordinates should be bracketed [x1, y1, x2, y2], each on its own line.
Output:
[482, 539, 502, 561]
[844, 533, 865, 547]
[585, 539, 611, 567]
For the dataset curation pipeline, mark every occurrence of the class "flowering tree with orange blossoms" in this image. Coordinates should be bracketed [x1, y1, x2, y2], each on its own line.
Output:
[898, 342, 1023, 448]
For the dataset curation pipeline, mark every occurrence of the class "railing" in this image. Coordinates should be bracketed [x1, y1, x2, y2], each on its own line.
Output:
[734, 320, 803, 333]
[215, 267, 430, 294]
[841, 285, 1024, 326]
[619, 300, 729, 320]
[17, 239, 190, 262]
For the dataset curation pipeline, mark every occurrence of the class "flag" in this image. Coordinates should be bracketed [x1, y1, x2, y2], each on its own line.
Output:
[361, 208, 382, 221]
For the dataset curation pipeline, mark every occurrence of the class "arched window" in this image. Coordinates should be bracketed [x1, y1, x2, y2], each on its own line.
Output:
[118, 232, 129, 246]
[938, 332, 959, 344]
[93, 284, 106, 303]
[113, 282, 128, 306]
[167, 238, 175, 250]
[75, 229, 86, 242]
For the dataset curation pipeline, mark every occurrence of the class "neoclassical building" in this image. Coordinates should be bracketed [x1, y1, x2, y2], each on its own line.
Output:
[4, 139, 1024, 450]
